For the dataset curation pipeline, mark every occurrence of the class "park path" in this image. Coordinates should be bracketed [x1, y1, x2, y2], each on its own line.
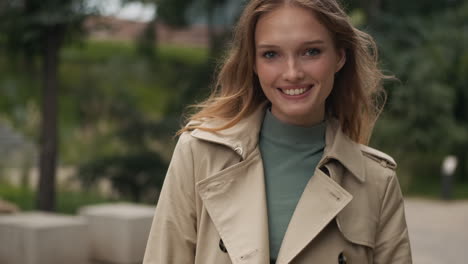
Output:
[405, 198, 468, 264]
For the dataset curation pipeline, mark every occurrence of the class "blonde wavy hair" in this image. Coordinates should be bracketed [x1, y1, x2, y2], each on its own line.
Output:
[178, 0, 387, 144]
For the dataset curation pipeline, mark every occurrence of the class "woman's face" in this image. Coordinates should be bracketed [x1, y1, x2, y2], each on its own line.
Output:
[254, 5, 345, 126]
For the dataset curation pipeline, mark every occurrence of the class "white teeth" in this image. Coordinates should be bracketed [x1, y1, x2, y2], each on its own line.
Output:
[283, 87, 308, 95]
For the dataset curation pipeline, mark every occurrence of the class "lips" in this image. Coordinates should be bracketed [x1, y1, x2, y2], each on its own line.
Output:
[278, 85, 313, 96]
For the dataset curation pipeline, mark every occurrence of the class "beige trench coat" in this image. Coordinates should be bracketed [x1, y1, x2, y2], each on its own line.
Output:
[143, 106, 412, 264]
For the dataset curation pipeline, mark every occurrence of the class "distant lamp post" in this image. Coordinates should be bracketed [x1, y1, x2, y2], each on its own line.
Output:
[441, 155, 458, 200]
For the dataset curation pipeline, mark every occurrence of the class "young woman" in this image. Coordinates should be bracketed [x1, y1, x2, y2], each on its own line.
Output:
[143, 0, 412, 263]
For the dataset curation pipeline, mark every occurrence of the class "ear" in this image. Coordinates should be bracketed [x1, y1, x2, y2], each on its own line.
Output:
[336, 48, 346, 73]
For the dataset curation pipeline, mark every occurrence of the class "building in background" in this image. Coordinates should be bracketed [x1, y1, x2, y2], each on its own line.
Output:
[84, 0, 242, 47]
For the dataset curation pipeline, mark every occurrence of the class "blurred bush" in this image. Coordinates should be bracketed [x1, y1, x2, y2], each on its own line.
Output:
[370, 2, 468, 196]
[0, 179, 119, 214]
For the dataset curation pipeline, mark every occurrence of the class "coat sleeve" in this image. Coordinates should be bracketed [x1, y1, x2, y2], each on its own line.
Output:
[374, 171, 412, 264]
[143, 134, 197, 264]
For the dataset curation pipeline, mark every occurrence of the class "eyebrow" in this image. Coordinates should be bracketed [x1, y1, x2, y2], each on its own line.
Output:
[256, 40, 325, 49]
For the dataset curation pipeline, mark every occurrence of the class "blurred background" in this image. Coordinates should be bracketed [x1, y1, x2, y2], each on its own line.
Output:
[0, 0, 467, 263]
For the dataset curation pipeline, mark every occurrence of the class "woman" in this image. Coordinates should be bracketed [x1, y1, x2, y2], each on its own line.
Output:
[143, 0, 412, 263]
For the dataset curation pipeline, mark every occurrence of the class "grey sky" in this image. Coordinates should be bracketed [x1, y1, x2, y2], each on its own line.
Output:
[86, 0, 156, 22]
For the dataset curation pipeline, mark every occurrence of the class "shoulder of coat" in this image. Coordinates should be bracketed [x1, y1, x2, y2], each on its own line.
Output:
[359, 145, 397, 170]
[178, 130, 195, 144]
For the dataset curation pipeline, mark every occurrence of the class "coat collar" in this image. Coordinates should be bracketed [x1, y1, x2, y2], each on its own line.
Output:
[320, 119, 366, 183]
[190, 104, 366, 183]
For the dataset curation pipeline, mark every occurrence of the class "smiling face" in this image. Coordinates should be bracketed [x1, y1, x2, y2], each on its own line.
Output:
[254, 5, 345, 126]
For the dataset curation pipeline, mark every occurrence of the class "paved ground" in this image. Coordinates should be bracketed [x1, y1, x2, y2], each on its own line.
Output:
[405, 198, 468, 264]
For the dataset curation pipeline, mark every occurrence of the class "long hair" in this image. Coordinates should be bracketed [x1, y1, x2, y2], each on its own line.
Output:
[178, 0, 387, 144]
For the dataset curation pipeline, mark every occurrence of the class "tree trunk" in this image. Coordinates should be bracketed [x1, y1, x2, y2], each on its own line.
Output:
[137, 16, 158, 60]
[132, 186, 141, 203]
[36, 25, 64, 212]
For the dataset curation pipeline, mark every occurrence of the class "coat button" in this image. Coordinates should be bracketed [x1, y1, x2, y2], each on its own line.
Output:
[219, 239, 228, 253]
[234, 146, 243, 155]
[338, 252, 347, 264]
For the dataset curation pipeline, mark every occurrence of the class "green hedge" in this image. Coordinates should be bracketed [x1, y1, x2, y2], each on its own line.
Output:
[0, 180, 123, 214]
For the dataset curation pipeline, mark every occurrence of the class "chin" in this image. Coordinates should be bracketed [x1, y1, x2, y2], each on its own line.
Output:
[273, 103, 324, 125]
[285, 105, 316, 116]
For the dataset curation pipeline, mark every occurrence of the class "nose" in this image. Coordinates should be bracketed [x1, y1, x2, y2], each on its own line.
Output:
[283, 57, 304, 82]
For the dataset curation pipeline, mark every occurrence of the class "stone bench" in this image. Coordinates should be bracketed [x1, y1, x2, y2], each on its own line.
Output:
[79, 203, 155, 264]
[0, 199, 19, 214]
[0, 212, 89, 264]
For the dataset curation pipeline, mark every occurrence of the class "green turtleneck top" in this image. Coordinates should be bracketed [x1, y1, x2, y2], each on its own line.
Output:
[259, 109, 326, 261]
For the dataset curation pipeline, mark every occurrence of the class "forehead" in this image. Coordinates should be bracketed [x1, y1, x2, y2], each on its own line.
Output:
[254, 5, 333, 46]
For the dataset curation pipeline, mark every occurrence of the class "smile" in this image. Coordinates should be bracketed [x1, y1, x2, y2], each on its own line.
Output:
[278, 85, 312, 96]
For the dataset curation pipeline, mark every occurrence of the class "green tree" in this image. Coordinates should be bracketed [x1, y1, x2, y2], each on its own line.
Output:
[76, 85, 173, 202]
[157, 0, 232, 56]
[0, 0, 91, 211]
[119, 0, 159, 59]
[370, 2, 468, 188]
[344, 0, 462, 24]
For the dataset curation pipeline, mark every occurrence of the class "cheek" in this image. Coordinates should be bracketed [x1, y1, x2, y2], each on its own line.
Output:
[305, 61, 336, 100]
[306, 62, 337, 92]
[256, 62, 278, 86]
[310, 60, 337, 80]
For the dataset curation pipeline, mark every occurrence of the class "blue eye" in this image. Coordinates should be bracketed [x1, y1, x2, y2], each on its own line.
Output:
[305, 48, 321, 56]
[262, 51, 277, 59]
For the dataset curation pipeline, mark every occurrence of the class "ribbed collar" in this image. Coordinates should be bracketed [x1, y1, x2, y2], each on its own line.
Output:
[260, 109, 326, 147]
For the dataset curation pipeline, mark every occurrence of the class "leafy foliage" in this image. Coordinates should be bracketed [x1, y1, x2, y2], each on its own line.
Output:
[370, 2, 468, 190]
[157, 0, 193, 27]
[0, 179, 121, 214]
[68, 42, 213, 202]
[79, 151, 167, 202]
[0, 0, 89, 57]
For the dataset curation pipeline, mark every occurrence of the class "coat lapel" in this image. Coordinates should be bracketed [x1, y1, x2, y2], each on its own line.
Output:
[276, 168, 353, 264]
[196, 149, 270, 264]
[275, 121, 364, 263]
[191, 106, 365, 263]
